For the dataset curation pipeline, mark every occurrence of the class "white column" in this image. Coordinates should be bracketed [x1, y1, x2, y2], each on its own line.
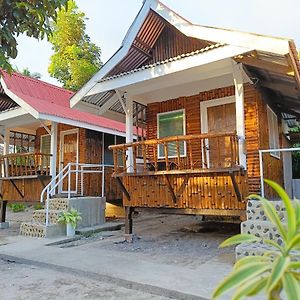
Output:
[125, 96, 134, 172]
[50, 122, 58, 195]
[3, 128, 10, 177]
[232, 62, 247, 169]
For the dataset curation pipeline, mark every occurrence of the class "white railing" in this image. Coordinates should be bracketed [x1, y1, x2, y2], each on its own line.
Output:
[40, 163, 113, 226]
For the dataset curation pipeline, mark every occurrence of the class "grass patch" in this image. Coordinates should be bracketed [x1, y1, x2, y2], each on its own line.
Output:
[8, 203, 26, 213]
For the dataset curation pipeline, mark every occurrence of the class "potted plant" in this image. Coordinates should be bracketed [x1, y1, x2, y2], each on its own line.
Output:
[58, 208, 82, 237]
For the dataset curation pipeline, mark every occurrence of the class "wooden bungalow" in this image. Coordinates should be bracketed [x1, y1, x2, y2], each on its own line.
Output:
[0, 70, 131, 225]
[71, 0, 300, 234]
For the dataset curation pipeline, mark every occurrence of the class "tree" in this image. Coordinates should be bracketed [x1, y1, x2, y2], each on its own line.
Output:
[0, 0, 67, 72]
[48, 0, 102, 91]
[15, 67, 42, 79]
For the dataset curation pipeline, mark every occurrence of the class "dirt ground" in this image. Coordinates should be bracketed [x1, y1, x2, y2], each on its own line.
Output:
[0, 259, 170, 300]
[0, 209, 239, 299]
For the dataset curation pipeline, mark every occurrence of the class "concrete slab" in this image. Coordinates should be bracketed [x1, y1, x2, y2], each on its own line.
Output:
[76, 221, 124, 236]
[0, 222, 9, 229]
[0, 235, 231, 299]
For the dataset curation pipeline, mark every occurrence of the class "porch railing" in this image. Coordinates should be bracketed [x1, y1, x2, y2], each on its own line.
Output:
[0, 152, 52, 178]
[109, 132, 240, 176]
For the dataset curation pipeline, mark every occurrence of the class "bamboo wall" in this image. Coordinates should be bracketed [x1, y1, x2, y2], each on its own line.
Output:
[122, 84, 287, 213]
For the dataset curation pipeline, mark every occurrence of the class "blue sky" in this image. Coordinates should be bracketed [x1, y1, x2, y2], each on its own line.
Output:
[12, 0, 300, 86]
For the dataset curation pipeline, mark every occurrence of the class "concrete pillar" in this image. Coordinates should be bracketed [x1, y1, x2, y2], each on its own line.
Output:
[50, 122, 58, 195]
[232, 62, 247, 169]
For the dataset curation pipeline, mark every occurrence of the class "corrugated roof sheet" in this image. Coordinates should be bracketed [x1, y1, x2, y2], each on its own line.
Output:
[99, 43, 225, 83]
[1, 71, 129, 134]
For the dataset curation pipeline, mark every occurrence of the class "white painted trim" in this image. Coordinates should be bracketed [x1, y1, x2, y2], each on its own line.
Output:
[200, 96, 236, 134]
[267, 105, 280, 159]
[0, 77, 39, 118]
[59, 128, 79, 194]
[86, 45, 251, 97]
[39, 113, 126, 138]
[70, 0, 155, 107]
[0, 107, 28, 121]
[157, 109, 187, 159]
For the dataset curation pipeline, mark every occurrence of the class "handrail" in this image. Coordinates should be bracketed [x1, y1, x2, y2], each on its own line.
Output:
[40, 163, 113, 226]
[0, 152, 51, 158]
[109, 131, 240, 176]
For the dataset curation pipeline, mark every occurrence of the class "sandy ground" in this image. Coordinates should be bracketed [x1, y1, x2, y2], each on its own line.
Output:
[0, 259, 170, 300]
[0, 209, 239, 299]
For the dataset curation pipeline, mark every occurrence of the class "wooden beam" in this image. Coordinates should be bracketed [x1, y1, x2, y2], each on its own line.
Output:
[234, 56, 293, 76]
[229, 171, 242, 202]
[9, 179, 24, 198]
[163, 174, 177, 203]
[116, 177, 131, 201]
[176, 175, 190, 200]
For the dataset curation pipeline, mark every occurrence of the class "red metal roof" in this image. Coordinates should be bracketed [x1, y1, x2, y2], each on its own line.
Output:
[1, 70, 128, 134]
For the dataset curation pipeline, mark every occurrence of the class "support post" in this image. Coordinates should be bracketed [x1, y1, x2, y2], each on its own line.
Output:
[124, 206, 134, 241]
[125, 96, 134, 173]
[232, 62, 247, 169]
[0, 200, 8, 229]
[50, 122, 58, 196]
[3, 128, 10, 177]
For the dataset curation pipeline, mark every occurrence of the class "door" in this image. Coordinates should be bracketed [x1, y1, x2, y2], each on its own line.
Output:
[60, 130, 78, 193]
[207, 102, 236, 168]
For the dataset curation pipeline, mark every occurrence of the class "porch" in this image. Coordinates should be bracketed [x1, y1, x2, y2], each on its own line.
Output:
[109, 131, 247, 217]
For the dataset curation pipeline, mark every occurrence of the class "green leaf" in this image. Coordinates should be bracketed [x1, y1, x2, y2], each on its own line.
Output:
[286, 233, 300, 252]
[264, 179, 296, 241]
[294, 200, 300, 228]
[288, 261, 300, 270]
[283, 272, 300, 300]
[234, 255, 270, 271]
[232, 276, 268, 300]
[267, 256, 290, 293]
[219, 234, 261, 248]
[212, 263, 269, 299]
[263, 239, 285, 254]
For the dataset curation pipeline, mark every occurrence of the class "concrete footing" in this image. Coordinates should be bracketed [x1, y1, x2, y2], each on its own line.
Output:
[0, 222, 9, 229]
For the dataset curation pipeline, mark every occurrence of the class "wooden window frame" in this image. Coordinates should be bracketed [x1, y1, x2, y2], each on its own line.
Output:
[267, 105, 280, 159]
[157, 109, 187, 159]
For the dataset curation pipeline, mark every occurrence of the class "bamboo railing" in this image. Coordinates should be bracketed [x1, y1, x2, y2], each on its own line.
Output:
[0, 152, 52, 178]
[109, 132, 240, 176]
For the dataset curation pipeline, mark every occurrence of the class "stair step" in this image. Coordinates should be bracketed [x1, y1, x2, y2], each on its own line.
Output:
[246, 207, 286, 221]
[241, 220, 284, 246]
[48, 198, 70, 210]
[247, 199, 286, 211]
[20, 222, 66, 238]
[32, 209, 65, 225]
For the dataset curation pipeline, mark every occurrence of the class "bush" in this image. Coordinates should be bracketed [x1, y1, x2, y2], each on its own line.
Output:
[33, 203, 44, 210]
[8, 203, 26, 213]
[213, 180, 300, 300]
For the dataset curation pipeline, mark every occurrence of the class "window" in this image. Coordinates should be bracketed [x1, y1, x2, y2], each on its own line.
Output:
[157, 109, 186, 158]
[267, 106, 280, 159]
[40, 135, 51, 167]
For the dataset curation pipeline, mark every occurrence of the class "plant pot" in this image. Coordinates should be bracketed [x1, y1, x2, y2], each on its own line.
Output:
[66, 223, 75, 237]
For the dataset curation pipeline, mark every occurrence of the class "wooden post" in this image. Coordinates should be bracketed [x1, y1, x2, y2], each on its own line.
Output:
[124, 206, 134, 236]
[50, 122, 58, 195]
[0, 201, 7, 226]
[232, 62, 247, 169]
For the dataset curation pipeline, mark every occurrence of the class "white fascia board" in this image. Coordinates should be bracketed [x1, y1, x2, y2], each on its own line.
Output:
[0, 107, 28, 122]
[39, 113, 126, 138]
[86, 45, 252, 96]
[70, 0, 154, 108]
[152, 2, 290, 55]
[0, 77, 39, 119]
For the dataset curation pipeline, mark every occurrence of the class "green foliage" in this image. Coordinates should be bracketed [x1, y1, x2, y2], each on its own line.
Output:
[58, 208, 82, 229]
[0, 0, 67, 72]
[213, 180, 300, 300]
[48, 0, 102, 91]
[8, 203, 26, 213]
[33, 203, 44, 210]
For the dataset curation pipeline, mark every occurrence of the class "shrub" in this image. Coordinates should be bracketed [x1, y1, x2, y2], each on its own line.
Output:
[58, 208, 82, 229]
[8, 203, 26, 213]
[33, 203, 44, 210]
[213, 180, 300, 300]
